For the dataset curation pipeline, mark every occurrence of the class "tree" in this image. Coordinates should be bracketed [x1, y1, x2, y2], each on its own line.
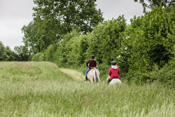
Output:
[33, 0, 103, 34]
[0, 41, 7, 60]
[0, 41, 18, 61]
[22, 0, 103, 53]
[5, 46, 18, 61]
[22, 21, 44, 53]
[134, 0, 175, 12]
[14, 45, 31, 61]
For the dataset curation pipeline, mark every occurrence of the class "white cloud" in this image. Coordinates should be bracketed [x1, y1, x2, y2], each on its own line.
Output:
[0, 18, 29, 49]
[96, 0, 144, 23]
[0, 0, 34, 20]
[0, 0, 34, 50]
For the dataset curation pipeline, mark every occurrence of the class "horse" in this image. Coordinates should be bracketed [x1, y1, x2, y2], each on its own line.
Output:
[109, 78, 122, 85]
[107, 77, 122, 85]
[87, 68, 100, 82]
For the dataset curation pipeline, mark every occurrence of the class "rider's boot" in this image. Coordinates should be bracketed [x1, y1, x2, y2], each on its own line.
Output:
[84, 76, 88, 81]
[107, 78, 111, 84]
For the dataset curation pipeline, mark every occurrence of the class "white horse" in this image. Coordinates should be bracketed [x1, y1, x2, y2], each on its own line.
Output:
[87, 68, 100, 82]
[109, 79, 122, 85]
[107, 77, 122, 85]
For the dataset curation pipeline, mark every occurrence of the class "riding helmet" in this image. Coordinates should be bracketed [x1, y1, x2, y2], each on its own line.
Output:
[91, 55, 95, 59]
[111, 60, 116, 65]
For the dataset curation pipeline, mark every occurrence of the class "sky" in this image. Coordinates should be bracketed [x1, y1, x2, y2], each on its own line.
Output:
[0, 0, 144, 50]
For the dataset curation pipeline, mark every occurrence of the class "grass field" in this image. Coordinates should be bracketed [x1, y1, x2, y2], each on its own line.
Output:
[0, 62, 175, 117]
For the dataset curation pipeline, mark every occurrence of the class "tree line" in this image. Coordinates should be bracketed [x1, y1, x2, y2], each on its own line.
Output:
[0, 41, 31, 61]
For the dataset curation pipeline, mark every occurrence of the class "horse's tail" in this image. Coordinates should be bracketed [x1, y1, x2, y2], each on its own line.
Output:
[95, 69, 98, 82]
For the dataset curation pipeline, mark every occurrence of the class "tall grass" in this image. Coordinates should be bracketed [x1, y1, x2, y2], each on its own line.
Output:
[0, 62, 175, 116]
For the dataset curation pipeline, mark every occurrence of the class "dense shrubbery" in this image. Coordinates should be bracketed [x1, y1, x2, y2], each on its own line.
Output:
[32, 52, 44, 61]
[86, 16, 127, 65]
[32, 6, 175, 84]
[119, 6, 175, 84]
[0, 41, 18, 61]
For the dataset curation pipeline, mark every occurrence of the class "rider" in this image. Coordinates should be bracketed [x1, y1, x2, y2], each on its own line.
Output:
[85, 55, 97, 81]
[107, 60, 120, 84]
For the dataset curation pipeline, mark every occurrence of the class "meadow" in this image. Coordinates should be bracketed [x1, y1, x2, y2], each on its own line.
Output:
[0, 62, 175, 117]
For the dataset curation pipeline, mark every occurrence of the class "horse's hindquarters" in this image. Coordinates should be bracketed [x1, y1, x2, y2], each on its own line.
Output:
[87, 69, 100, 82]
[109, 79, 122, 85]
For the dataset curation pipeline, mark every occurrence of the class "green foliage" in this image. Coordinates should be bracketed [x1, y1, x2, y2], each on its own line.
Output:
[0, 41, 6, 60]
[79, 35, 89, 64]
[97, 63, 111, 80]
[22, 0, 103, 54]
[55, 30, 80, 67]
[21, 21, 41, 53]
[121, 6, 175, 75]
[44, 44, 58, 63]
[35, 30, 87, 67]
[14, 45, 31, 61]
[64, 36, 82, 65]
[59, 31, 90, 67]
[0, 41, 18, 61]
[134, 0, 175, 13]
[142, 62, 175, 86]
[87, 16, 127, 65]
[115, 47, 129, 73]
[32, 52, 44, 61]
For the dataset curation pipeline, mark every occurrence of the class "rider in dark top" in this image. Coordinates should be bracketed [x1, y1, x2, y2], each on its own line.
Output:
[85, 55, 97, 81]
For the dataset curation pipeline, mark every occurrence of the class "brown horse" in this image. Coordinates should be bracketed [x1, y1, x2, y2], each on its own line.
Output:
[87, 68, 100, 82]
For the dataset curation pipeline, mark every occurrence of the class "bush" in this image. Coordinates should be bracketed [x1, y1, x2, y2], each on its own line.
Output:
[97, 63, 111, 80]
[142, 63, 175, 86]
[32, 52, 44, 61]
[44, 44, 59, 63]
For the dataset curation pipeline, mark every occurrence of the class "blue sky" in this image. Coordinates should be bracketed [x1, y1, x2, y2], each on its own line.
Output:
[0, 0, 144, 50]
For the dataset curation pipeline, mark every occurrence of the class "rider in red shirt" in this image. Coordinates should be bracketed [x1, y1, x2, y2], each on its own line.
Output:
[107, 60, 120, 83]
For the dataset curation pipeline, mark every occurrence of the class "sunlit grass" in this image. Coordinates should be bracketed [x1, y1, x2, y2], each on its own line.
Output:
[0, 62, 175, 116]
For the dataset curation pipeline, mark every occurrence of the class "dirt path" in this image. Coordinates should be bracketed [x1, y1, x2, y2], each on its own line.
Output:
[59, 68, 84, 81]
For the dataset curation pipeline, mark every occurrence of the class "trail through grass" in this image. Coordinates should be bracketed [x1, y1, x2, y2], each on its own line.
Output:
[0, 62, 175, 117]
[60, 68, 84, 81]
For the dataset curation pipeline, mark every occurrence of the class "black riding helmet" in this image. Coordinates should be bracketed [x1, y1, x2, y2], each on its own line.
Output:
[91, 55, 95, 59]
[111, 60, 116, 65]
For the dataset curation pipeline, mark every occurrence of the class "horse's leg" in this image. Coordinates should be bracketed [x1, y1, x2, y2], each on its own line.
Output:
[98, 76, 100, 82]
[97, 70, 100, 82]
[90, 76, 93, 82]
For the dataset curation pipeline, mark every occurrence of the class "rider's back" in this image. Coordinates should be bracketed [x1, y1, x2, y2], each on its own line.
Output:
[86, 59, 97, 68]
